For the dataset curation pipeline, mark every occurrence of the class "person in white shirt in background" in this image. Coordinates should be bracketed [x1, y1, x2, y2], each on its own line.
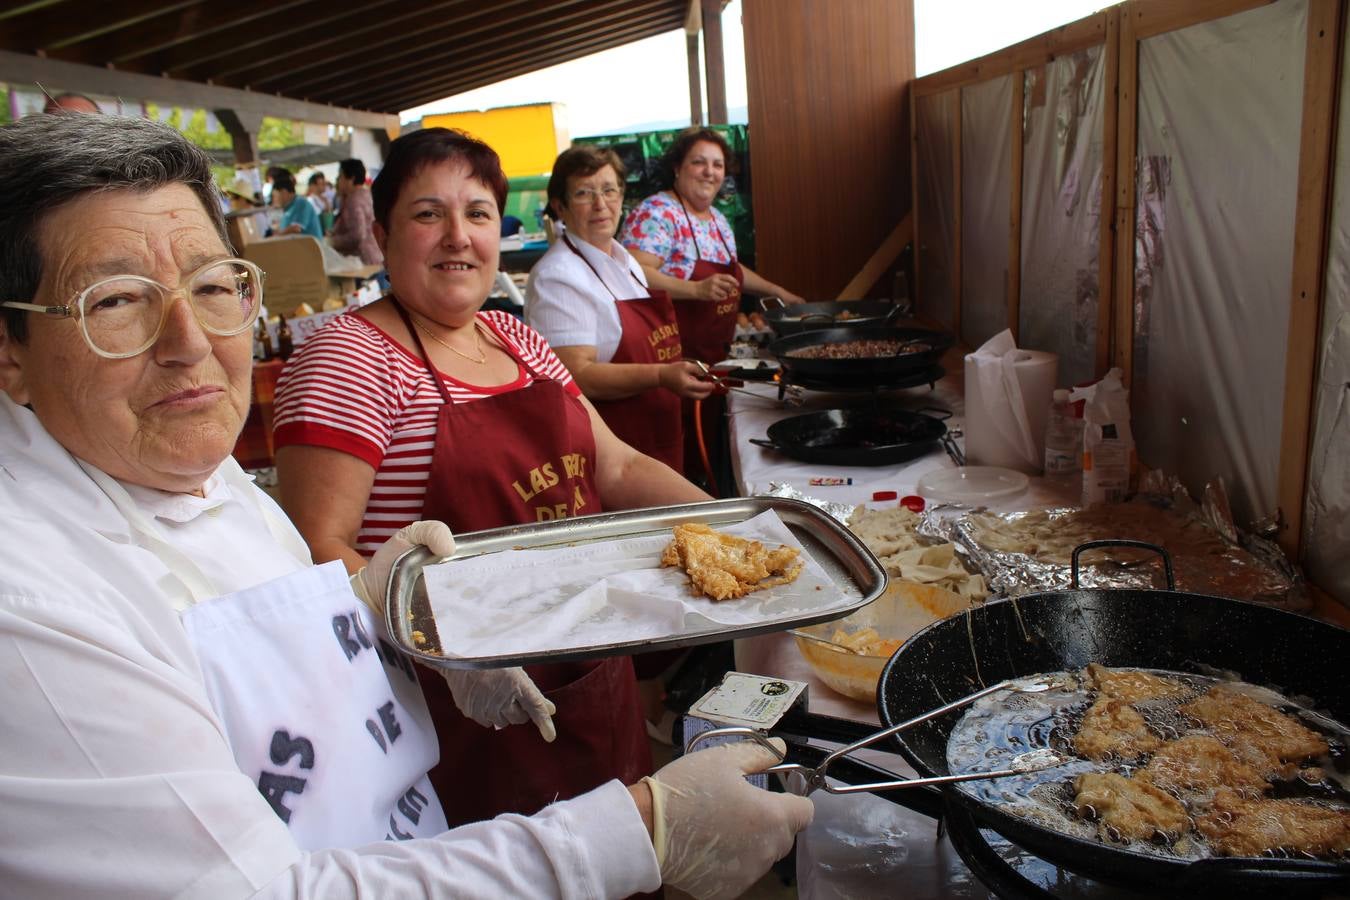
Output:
[0, 112, 812, 900]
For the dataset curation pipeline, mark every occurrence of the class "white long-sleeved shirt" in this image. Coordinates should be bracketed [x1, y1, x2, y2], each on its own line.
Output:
[525, 229, 651, 361]
[0, 395, 660, 899]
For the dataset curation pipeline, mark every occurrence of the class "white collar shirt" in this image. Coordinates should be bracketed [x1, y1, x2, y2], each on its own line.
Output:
[0, 395, 660, 899]
[525, 226, 650, 362]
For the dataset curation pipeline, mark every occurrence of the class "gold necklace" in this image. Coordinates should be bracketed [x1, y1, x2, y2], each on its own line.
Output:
[411, 315, 487, 364]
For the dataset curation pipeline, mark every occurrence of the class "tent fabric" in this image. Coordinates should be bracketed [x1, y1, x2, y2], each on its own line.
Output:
[1018, 47, 1106, 388]
[1304, 10, 1350, 604]
[1130, 0, 1306, 528]
[960, 75, 1014, 350]
[915, 91, 957, 330]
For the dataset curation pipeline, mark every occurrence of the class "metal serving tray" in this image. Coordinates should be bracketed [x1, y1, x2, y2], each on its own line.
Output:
[384, 497, 887, 670]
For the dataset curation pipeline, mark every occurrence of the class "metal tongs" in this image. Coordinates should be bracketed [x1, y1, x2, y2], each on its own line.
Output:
[693, 359, 805, 407]
[685, 677, 1070, 796]
[941, 427, 966, 467]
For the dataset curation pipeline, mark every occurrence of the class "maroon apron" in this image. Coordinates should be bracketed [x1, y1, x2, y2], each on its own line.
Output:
[393, 300, 653, 828]
[669, 191, 745, 366]
[561, 233, 684, 471]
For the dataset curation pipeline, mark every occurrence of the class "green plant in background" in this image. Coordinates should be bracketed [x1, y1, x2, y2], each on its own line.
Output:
[146, 103, 306, 185]
[0, 84, 10, 126]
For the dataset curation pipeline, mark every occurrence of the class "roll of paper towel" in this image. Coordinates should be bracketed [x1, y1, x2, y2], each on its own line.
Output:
[964, 330, 1058, 474]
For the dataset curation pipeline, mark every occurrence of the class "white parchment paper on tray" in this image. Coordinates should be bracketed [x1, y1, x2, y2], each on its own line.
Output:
[422, 509, 844, 658]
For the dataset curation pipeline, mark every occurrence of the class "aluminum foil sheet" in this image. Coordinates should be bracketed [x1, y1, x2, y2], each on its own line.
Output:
[758, 482, 857, 524]
[916, 475, 1307, 609]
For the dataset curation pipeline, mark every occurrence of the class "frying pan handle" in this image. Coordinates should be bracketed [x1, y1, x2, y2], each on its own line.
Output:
[915, 405, 952, 421]
[1070, 540, 1175, 590]
[749, 438, 781, 453]
[759, 295, 787, 311]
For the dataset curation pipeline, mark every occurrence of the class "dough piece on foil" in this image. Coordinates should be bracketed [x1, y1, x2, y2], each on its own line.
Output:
[1073, 698, 1162, 761]
[1074, 772, 1190, 842]
[660, 523, 802, 601]
[1196, 788, 1350, 857]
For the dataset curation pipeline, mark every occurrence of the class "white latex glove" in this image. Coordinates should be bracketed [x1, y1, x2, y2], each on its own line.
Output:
[350, 520, 457, 617]
[441, 667, 557, 743]
[643, 738, 814, 900]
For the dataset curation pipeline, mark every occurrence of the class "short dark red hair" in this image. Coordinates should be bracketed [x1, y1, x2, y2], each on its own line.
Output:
[372, 127, 509, 228]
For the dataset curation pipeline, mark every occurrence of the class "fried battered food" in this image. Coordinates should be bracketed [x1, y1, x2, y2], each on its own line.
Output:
[1180, 687, 1329, 774]
[1074, 772, 1190, 842]
[1141, 735, 1268, 798]
[661, 523, 803, 601]
[1196, 788, 1350, 857]
[1073, 697, 1162, 761]
[1085, 663, 1185, 703]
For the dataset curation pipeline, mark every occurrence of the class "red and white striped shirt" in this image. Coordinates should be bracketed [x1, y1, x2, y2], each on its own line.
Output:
[272, 310, 581, 556]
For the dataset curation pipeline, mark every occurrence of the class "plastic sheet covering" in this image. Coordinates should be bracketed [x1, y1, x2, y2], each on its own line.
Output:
[960, 75, 1013, 350]
[1303, 16, 1350, 605]
[1018, 47, 1105, 387]
[915, 91, 957, 330]
[1131, 0, 1305, 528]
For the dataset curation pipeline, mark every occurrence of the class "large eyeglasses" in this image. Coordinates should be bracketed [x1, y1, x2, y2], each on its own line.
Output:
[2, 258, 265, 360]
[569, 185, 622, 205]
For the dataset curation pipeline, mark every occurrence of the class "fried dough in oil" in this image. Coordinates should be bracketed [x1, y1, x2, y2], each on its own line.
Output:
[1196, 788, 1350, 858]
[1073, 697, 1163, 761]
[1180, 687, 1329, 775]
[1085, 663, 1185, 704]
[1074, 772, 1190, 842]
[1140, 734, 1269, 798]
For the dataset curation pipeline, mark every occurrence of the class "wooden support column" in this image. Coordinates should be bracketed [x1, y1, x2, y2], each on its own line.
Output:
[701, 0, 728, 124]
[1097, 6, 1121, 378]
[1112, 9, 1139, 385]
[687, 33, 704, 125]
[215, 108, 264, 167]
[1008, 73, 1025, 338]
[952, 88, 964, 340]
[1277, 0, 1343, 556]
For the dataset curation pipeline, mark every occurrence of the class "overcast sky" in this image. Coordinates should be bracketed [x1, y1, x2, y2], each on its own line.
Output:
[401, 1, 1105, 136]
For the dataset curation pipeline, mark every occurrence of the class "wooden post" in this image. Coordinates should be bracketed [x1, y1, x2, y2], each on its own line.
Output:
[1097, 7, 1121, 378]
[1112, 9, 1139, 385]
[952, 88, 964, 340]
[911, 86, 923, 315]
[1008, 71, 1025, 338]
[215, 108, 263, 167]
[1277, 0, 1343, 556]
[701, 0, 728, 123]
[687, 33, 704, 125]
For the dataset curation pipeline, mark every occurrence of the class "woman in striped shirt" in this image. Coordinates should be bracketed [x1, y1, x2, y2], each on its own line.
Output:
[272, 128, 709, 832]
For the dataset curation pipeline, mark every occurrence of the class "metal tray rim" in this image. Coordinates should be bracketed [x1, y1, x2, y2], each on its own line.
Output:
[384, 497, 887, 669]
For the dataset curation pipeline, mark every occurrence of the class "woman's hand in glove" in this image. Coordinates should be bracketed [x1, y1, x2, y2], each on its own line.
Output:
[441, 667, 557, 743]
[350, 521, 456, 616]
[639, 738, 814, 900]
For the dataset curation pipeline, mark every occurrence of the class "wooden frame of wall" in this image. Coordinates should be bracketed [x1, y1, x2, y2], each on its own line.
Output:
[912, 0, 1343, 566]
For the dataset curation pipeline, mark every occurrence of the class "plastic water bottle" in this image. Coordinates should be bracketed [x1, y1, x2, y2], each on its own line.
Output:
[1043, 389, 1082, 483]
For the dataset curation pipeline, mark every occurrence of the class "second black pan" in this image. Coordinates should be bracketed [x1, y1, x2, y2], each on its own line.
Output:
[749, 407, 947, 467]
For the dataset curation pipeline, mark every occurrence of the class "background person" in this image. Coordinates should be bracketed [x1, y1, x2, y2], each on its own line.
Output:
[620, 126, 804, 366]
[272, 169, 323, 238]
[42, 91, 99, 113]
[0, 111, 811, 900]
[328, 157, 384, 266]
[273, 128, 711, 829]
[526, 144, 713, 471]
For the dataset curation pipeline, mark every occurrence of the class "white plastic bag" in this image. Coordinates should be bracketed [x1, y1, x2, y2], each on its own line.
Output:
[1071, 368, 1134, 505]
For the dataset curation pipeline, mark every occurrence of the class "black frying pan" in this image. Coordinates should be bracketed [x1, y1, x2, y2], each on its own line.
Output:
[749, 407, 948, 467]
[871, 549, 1350, 893]
[761, 299, 905, 338]
[771, 325, 953, 387]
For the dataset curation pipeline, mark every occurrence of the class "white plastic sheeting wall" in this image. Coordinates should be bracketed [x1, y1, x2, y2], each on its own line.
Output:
[1304, 15, 1350, 604]
[1131, 0, 1306, 528]
[1019, 47, 1105, 387]
[915, 91, 957, 329]
[960, 75, 1013, 349]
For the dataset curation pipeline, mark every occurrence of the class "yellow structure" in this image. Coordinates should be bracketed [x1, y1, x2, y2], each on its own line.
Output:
[421, 103, 569, 178]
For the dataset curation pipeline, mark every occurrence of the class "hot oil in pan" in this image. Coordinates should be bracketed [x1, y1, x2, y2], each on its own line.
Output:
[945, 668, 1350, 860]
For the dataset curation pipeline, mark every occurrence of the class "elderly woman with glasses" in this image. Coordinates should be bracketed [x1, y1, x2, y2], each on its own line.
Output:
[526, 144, 714, 472]
[0, 113, 811, 899]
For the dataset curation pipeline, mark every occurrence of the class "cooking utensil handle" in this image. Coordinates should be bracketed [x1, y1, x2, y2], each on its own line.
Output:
[783, 740, 945, 816]
[748, 438, 781, 451]
[1070, 540, 1175, 590]
[916, 405, 952, 420]
[818, 763, 1053, 795]
[759, 296, 787, 311]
